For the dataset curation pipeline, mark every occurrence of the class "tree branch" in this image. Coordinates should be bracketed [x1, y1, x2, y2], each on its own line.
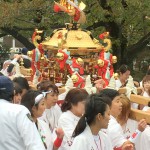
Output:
[127, 32, 150, 56]
[1, 27, 35, 50]
[121, 0, 128, 8]
[86, 21, 106, 30]
[96, 0, 112, 12]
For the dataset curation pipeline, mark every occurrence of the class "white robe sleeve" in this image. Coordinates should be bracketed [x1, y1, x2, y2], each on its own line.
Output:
[70, 136, 88, 150]
[108, 118, 127, 148]
[139, 127, 150, 150]
[16, 107, 45, 150]
[58, 115, 76, 138]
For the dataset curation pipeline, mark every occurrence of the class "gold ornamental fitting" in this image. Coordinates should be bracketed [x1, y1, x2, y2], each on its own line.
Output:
[112, 56, 117, 64]
[71, 74, 79, 83]
[76, 58, 84, 65]
[27, 51, 33, 57]
[56, 52, 65, 60]
[97, 59, 104, 67]
[113, 73, 119, 80]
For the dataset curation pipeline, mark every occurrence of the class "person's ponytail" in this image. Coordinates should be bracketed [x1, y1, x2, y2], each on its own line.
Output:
[72, 114, 87, 138]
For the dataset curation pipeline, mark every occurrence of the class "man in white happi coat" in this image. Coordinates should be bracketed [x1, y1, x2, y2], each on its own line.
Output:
[0, 76, 45, 150]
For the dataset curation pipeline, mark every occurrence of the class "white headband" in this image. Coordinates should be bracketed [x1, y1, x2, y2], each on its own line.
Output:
[34, 94, 44, 105]
[34, 90, 53, 105]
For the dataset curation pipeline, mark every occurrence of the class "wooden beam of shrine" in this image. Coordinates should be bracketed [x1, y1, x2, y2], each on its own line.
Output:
[118, 88, 142, 95]
[130, 108, 150, 124]
[130, 94, 150, 106]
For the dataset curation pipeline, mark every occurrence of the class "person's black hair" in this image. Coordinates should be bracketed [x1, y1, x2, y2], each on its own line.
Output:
[21, 90, 41, 115]
[117, 64, 130, 74]
[72, 94, 111, 137]
[61, 88, 89, 112]
[14, 84, 22, 95]
[37, 80, 59, 94]
[98, 88, 119, 101]
[133, 79, 140, 88]
[22, 58, 31, 68]
[13, 76, 30, 90]
[7, 64, 15, 73]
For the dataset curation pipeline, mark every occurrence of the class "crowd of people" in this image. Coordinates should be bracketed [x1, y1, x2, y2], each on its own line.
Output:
[0, 57, 150, 150]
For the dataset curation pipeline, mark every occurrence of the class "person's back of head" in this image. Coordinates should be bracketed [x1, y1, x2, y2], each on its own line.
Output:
[21, 90, 41, 114]
[61, 88, 89, 112]
[13, 77, 30, 97]
[22, 58, 31, 68]
[37, 80, 57, 92]
[98, 88, 119, 101]
[13, 76, 30, 90]
[14, 84, 22, 95]
[0, 76, 14, 101]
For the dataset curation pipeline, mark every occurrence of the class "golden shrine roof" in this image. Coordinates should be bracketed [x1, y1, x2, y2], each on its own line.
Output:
[42, 23, 102, 54]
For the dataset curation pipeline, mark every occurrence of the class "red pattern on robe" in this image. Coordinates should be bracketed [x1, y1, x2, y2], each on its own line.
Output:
[56, 50, 69, 71]
[94, 60, 109, 86]
[72, 58, 84, 75]
[73, 73, 85, 88]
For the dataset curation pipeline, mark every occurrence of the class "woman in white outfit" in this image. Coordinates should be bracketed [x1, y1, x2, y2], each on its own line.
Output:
[141, 75, 150, 110]
[37, 80, 62, 132]
[71, 94, 113, 150]
[117, 95, 138, 139]
[58, 88, 89, 150]
[21, 90, 64, 150]
[99, 89, 147, 150]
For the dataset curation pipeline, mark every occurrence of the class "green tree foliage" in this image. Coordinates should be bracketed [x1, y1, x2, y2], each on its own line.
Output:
[0, 0, 149, 66]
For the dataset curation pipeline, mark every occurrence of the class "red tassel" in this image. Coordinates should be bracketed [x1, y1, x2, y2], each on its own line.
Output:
[74, 8, 80, 21]
[99, 33, 105, 40]
[54, 4, 61, 12]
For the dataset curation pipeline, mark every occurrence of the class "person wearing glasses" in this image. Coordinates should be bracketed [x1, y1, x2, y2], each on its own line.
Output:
[37, 80, 62, 132]
[21, 90, 64, 150]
